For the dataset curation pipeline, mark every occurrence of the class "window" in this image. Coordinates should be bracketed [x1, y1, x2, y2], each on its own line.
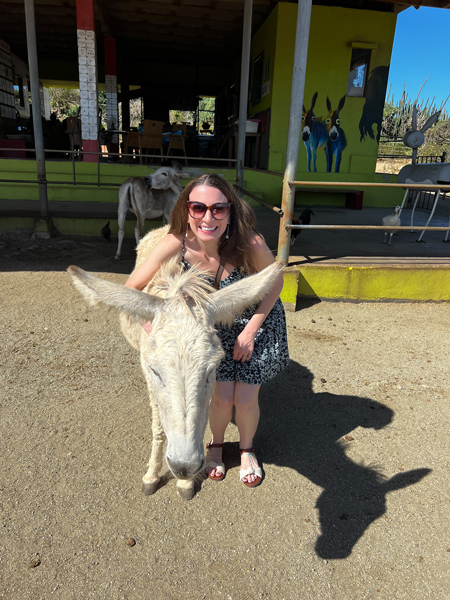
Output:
[347, 48, 371, 97]
[13, 76, 30, 118]
[197, 96, 215, 135]
[251, 52, 263, 107]
[14, 77, 27, 109]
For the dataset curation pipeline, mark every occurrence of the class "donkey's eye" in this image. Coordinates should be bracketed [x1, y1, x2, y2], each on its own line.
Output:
[336, 119, 340, 125]
[205, 368, 215, 387]
[326, 118, 331, 123]
[149, 366, 164, 385]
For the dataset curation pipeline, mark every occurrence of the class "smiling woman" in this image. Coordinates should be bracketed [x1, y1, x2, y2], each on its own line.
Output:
[125, 173, 290, 488]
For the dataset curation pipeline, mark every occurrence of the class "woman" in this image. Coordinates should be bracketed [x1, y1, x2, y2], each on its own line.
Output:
[125, 174, 289, 487]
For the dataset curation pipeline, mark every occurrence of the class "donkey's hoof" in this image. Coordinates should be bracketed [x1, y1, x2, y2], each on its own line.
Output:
[115, 255, 121, 261]
[142, 480, 159, 496]
[177, 484, 195, 501]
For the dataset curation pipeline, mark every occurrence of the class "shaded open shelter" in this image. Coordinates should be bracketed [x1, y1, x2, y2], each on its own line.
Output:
[1, 0, 450, 302]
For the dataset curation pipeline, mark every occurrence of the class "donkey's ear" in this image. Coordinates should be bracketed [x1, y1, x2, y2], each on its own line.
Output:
[421, 110, 440, 133]
[326, 96, 331, 112]
[311, 91, 318, 108]
[209, 262, 283, 326]
[338, 95, 346, 112]
[67, 266, 165, 322]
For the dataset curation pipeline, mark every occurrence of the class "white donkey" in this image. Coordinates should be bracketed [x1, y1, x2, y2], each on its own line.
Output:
[115, 165, 187, 260]
[68, 226, 283, 500]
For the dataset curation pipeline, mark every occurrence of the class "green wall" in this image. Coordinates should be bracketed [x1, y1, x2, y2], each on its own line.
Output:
[0, 159, 150, 203]
[249, 2, 398, 205]
[0, 160, 235, 204]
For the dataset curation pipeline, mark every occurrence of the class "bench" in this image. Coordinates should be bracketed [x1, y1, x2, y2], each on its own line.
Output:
[295, 187, 364, 210]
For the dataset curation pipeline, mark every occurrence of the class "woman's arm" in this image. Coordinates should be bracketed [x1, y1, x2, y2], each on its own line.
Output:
[125, 233, 182, 290]
[233, 235, 284, 362]
[125, 233, 183, 335]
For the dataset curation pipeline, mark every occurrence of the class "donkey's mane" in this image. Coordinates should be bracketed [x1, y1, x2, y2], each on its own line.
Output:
[146, 256, 214, 309]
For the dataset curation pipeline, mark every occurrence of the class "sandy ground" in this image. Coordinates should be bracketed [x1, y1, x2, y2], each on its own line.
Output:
[1, 232, 450, 599]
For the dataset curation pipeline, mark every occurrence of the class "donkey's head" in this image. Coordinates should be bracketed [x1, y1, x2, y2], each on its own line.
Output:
[144, 165, 186, 194]
[302, 92, 319, 141]
[68, 259, 283, 480]
[326, 95, 346, 141]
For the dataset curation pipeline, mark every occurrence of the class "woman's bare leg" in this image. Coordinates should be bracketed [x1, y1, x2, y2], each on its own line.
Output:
[234, 382, 261, 484]
[205, 381, 234, 478]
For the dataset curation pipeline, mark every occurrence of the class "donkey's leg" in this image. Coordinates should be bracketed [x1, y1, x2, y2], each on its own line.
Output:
[142, 396, 166, 496]
[176, 479, 195, 501]
[115, 208, 127, 260]
[326, 144, 333, 173]
[335, 150, 342, 173]
[312, 147, 318, 172]
[305, 145, 312, 173]
[134, 223, 141, 247]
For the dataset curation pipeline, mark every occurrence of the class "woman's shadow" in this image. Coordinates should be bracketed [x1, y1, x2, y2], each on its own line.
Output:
[256, 360, 431, 559]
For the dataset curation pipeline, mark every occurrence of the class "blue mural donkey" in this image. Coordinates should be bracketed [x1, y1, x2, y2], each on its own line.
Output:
[325, 95, 348, 173]
[302, 92, 328, 172]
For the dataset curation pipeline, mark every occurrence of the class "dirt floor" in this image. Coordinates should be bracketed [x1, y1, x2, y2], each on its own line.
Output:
[1, 231, 450, 600]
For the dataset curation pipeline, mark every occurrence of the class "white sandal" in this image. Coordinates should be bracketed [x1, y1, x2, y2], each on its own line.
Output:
[205, 441, 225, 481]
[239, 448, 262, 487]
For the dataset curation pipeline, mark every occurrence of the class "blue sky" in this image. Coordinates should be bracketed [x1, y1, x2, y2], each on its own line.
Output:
[386, 6, 450, 110]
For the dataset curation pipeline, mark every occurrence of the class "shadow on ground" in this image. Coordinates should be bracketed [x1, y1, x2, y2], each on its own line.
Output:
[255, 359, 431, 559]
[0, 232, 135, 274]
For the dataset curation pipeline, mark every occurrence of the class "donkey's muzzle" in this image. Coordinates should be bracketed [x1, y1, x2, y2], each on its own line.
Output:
[167, 457, 205, 480]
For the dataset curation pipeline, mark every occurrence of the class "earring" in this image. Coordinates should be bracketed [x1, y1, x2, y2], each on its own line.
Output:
[225, 223, 230, 239]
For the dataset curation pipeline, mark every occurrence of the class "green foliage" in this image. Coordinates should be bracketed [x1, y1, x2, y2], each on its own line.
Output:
[169, 109, 194, 125]
[381, 94, 449, 160]
[382, 94, 449, 141]
[169, 97, 216, 133]
[49, 87, 80, 119]
[49, 89, 218, 134]
[198, 96, 215, 132]
[420, 119, 450, 159]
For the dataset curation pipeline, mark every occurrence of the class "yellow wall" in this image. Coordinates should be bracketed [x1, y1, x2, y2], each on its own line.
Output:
[250, 3, 397, 186]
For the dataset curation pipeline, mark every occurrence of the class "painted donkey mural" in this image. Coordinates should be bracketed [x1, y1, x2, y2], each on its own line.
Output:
[302, 92, 328, 172]
[325, 95, 348, 173]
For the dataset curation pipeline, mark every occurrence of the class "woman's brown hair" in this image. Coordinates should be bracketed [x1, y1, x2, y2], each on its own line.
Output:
[169, 174, 259, 273]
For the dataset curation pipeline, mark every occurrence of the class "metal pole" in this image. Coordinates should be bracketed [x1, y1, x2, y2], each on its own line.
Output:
[236, 0, 253, 188]
[24, 0, 49, 222]
[277, 0, 313, 265]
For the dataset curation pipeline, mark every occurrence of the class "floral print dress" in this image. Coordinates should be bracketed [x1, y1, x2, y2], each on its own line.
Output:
[181, 237, 290, 385]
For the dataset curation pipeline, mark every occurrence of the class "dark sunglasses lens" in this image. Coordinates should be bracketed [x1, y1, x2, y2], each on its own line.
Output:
[188, 203, 206, 217]
[211, 205, 230, 220]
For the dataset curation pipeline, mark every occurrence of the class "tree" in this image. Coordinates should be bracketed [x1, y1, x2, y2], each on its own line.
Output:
[49, 88, 80, 119]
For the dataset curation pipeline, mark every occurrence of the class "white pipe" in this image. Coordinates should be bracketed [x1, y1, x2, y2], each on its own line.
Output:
[236, 0, 253, 187]
[24, 0, 49, 219]
[277, 0, 313, 264]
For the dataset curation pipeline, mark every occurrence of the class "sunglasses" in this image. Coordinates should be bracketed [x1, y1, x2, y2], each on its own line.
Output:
[187, 201, 231, 220]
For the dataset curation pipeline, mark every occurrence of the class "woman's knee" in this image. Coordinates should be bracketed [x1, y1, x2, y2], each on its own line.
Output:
[212, 382, 234, 411]
[234, 384, 260, 412]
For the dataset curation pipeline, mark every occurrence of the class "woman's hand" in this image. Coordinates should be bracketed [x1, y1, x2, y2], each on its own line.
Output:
[233, 327, 257, 362]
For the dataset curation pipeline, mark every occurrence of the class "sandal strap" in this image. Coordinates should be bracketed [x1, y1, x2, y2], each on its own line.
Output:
[240, 466, 263, 480]
[239, 447, 256, 454]
[206, 441, 224, 449]
[206, 460, 225, 475]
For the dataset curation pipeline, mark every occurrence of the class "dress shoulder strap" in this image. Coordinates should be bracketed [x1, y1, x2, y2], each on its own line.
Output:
[181, 233, 186, 261]
[212, 257, 226, 290]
